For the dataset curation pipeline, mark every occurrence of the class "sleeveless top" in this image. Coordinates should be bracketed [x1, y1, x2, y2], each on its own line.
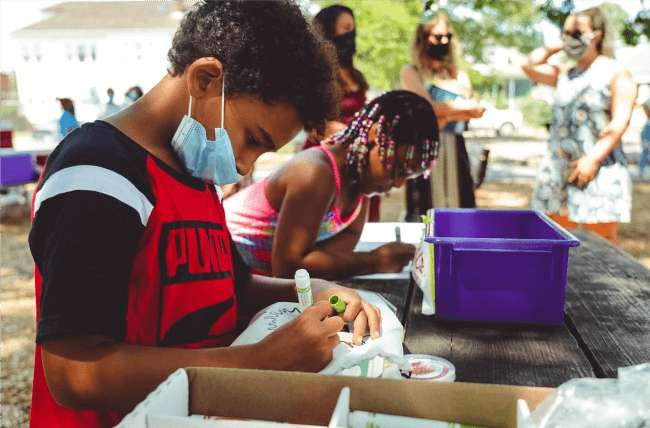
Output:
[531, 57, 632, 223]
[224, 145, 365, 275]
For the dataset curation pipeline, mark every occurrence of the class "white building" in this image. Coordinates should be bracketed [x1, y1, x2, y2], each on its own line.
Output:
[11, 1, 190, 131]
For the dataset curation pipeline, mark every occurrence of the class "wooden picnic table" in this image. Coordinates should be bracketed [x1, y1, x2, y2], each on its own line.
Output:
[337, 227, 650, 388]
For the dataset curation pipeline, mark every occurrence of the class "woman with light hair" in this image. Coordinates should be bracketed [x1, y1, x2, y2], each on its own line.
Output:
[522, 7, 638, 245]
[400, 8, 485, 217]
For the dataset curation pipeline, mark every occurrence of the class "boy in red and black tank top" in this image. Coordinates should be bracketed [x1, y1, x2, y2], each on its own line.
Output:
[28, 3, 381, 427]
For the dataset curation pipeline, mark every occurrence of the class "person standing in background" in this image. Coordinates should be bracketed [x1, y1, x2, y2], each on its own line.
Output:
[639, 85, 650, 181]
[120, 86, 144, 110]
[56, 98, 79, 140]
[400, 8, 485, 221]
[522, 7, 638, 245]
[101, 88, 122, 119]
[302, 5, 382, 222]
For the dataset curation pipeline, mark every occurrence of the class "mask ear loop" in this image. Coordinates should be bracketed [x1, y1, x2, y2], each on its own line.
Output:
[220, 74, 225, 128]
[216, 74, 226, 139]
[186, 73, 225, 125]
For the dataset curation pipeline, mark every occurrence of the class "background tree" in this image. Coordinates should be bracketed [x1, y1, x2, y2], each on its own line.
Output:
[315, 0, 545, 90]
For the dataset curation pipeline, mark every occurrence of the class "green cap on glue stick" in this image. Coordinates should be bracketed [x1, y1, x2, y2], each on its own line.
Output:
[329, 294, 346, 313]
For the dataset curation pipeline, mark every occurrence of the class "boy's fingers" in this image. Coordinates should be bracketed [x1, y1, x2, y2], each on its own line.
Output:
[327, 334, 341, 351]
[352, 310, 368, 345]
[364, 302, 381, 339]
[304, 300, 334, 320]
[341, 297, 362, 322]
[323, 315, 344, 335]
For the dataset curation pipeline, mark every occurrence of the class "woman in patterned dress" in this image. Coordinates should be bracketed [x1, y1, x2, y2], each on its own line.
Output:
[522, 7, 638, 245]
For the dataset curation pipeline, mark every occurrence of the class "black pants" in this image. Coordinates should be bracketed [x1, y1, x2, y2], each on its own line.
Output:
[405, 133, 475, 222]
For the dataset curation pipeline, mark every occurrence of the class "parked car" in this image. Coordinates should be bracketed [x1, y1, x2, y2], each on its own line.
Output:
[467, 100, 524, 136]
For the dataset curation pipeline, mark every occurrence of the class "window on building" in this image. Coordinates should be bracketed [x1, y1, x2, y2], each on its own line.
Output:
[91, 45, 97, 61]
[21, 44, 30, 62]
[78, 44, 86, 62]
[136, 42, 142, 61]
[35, 44, 42, 62]
[66, 44, 73, 61]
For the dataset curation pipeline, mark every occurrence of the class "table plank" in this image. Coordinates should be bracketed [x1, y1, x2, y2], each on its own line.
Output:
[405, 286, 595, 387]
[334, 277, 411, 324]
[565, 229, 650, 378]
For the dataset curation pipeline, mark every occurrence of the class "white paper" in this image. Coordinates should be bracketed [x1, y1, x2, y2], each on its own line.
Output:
[230, 290, 407, 377]
[352, 223, 423, 280]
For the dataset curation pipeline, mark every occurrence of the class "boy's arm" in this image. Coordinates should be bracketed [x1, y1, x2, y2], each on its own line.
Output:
[41, 301, 344, 414]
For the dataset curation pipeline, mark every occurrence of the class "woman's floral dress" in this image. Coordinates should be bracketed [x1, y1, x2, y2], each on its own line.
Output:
[532, 57, 632, 223]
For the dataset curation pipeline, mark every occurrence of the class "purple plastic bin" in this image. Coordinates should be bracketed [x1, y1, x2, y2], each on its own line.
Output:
[425, 209, 580, 325]
[1, 153, 35, 187]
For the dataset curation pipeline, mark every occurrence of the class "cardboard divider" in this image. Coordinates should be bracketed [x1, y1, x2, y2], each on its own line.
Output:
[185, 367, 554, 428]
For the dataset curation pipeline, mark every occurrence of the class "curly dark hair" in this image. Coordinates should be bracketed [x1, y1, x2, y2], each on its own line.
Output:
[167, 0, 341, 133]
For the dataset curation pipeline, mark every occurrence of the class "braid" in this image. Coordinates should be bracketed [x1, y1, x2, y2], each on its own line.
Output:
[327, 90, 439, 176]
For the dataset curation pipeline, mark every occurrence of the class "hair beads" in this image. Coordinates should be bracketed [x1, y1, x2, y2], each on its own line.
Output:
[327, 92, 440, 176]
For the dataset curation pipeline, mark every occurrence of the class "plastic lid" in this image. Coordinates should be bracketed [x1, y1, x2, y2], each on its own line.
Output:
[405, 354, 456, 382]
[329, 294, 346, 313]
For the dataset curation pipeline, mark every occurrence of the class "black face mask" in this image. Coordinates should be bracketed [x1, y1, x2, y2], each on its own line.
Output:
[426, 43, 449, 61]
[332, 30, 356, 67]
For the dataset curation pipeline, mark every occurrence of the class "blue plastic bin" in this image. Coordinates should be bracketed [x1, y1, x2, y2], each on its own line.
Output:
[1, 153, 35, 187]
[425, 209, 580, 325]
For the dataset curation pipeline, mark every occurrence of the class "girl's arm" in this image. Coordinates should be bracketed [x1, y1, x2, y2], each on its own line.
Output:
[568, 68, 638, 187]
[311, 202, 415, 278]
[271, 161, 383, 279]
[521, 44, 567, 87]
[400, 65, 484, 126]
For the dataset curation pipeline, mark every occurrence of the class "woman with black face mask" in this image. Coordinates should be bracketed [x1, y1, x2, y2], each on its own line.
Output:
[522, 7, 638, 246]
[303, 5, 382, 221]
[400, 9, 485, 218]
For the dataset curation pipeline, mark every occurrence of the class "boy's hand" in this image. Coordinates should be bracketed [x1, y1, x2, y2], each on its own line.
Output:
[311, 280, 381, 346]
[255, 301, 343, 372]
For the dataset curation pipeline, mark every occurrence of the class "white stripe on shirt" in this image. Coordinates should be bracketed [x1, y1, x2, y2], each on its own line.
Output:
[33, 165, 153, 226]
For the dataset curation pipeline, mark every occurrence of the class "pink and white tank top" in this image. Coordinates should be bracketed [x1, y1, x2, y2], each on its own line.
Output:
[224, 145, 364, 275]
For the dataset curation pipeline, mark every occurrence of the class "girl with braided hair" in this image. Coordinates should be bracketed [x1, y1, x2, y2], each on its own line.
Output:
[225, 90, 439, 280]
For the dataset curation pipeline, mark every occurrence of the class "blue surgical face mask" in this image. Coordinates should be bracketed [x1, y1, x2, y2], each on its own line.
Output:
[171, 76, 238, 186]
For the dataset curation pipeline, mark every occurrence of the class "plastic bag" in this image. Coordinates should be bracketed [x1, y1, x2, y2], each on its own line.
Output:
[230, 289, 410, 378]
[524, 363, 650, 428]
[412, 215, 435, 315]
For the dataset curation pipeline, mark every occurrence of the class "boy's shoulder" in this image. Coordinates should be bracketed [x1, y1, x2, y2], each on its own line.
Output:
[39, 121, 150, 188]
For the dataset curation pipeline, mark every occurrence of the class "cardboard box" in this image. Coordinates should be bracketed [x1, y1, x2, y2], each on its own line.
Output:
[117, 367, 554, 428]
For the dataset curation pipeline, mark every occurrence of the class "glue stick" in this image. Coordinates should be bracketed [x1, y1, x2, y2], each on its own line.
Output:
[294, 269, 313, 312]
[349, 411, 480, 428]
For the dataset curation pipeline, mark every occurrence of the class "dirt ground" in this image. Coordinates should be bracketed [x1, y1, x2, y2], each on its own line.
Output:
[2, 181, 649, 427]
